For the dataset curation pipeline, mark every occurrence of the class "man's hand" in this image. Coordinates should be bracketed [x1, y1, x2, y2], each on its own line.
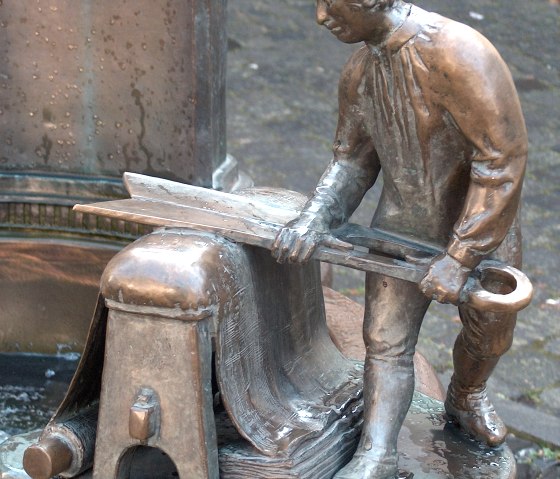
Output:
[271, 217, 352, 264]
[420, 253, 471, 305]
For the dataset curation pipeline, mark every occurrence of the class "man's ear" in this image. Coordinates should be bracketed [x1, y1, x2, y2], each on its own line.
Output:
[361, 0, 378, 8]
[362, 0, 394, 10]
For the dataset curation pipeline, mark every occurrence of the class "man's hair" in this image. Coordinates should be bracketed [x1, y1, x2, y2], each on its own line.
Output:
[361, 0, 399, 10]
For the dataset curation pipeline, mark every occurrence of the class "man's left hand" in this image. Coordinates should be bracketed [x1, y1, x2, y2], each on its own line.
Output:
[420, 253, 471, 305]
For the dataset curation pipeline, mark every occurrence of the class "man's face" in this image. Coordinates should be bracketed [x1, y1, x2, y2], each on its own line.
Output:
[316, 0, 377, 44]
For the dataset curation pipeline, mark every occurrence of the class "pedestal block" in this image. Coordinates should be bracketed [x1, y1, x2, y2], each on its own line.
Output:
[91, 225, 366, 478]
[95, 230, 230, 479]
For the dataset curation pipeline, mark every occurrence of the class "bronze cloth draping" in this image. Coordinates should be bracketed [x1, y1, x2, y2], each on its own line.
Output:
[42, 237, 362, 458]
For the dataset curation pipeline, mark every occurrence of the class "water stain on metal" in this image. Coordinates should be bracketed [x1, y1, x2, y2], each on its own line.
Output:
[35, 134, 53, 163]
[129, 88, 153, 170]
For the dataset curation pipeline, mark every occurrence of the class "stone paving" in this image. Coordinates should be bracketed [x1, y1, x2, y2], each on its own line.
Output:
[226, 0, 560, 449]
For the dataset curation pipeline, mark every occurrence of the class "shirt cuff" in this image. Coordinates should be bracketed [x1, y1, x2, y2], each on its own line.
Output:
[446, 238, 485, 270]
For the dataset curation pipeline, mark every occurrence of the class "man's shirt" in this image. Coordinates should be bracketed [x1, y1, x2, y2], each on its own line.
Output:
[332, 5, 527, 268]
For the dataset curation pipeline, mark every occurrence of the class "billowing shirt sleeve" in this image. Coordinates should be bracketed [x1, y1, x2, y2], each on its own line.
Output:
[436, 26, 528, 269]
[300, 48, 380, 228]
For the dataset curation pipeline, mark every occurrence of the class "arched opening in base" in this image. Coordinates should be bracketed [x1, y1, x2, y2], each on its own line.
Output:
[117, 446, 180, 479]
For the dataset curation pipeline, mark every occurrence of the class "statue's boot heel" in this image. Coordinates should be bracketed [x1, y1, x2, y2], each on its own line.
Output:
[445, 385, 507, 447]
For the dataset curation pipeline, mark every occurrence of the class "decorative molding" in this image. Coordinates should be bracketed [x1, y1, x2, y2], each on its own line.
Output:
[0, 202, 152, 241]
[0, 162, 252, 241]
[0, 172, 125, 205]
[0, 173, 151, 241]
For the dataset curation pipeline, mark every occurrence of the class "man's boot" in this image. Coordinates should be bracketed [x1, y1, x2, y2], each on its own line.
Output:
[335, 272, 430, 478]
[334, 355, 414, 479]
[445, 376, 507, 447]
[445, 333, 508, 447]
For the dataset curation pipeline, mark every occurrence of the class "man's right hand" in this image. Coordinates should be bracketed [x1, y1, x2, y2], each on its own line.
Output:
[271, 217, 352, 264]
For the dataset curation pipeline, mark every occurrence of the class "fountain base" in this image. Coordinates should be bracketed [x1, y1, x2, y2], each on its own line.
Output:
[1, 392, 516, 479]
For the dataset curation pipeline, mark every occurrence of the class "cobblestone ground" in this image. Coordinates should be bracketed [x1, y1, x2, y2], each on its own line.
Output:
[226, 0, 560, 450]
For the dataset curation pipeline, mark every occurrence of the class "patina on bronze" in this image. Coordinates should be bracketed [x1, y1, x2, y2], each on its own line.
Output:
[11, 1, 529, 478]
[271, 0, 529, 478]
[21, 177, 525, 478]
[74, 173, 532, 313]
[23, 189, 369, 479]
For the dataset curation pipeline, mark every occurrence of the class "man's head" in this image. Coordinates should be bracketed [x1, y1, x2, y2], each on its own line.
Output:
[316, 0, 402, 44]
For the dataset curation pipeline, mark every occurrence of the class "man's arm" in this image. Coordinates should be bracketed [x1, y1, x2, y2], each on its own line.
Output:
[272, 48, 381, 263]
[420, 25, 528, 303]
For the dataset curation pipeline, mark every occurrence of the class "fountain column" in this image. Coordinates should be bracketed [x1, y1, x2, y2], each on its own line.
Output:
[0, 0, 229, 352]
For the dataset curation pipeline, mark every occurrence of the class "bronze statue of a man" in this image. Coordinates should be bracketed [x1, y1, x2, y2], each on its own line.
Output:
[272, 1, 527, 478]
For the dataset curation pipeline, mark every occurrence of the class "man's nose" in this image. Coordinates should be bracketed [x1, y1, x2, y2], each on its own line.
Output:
[316, 1, 328, 25]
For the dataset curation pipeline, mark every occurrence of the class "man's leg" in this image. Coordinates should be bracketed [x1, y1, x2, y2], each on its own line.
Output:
[446, 227, 520, 447]
[445, 305, 516, 447]
[335, 273, 430, 479]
